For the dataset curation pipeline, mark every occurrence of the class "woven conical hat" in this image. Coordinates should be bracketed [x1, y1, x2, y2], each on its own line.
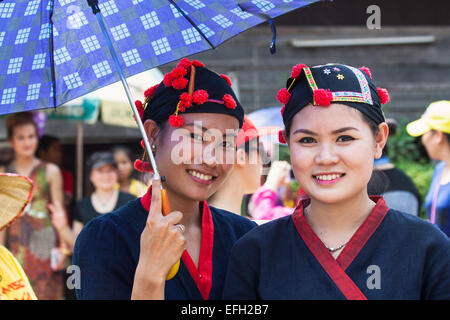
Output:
[0, 173, 33, 231]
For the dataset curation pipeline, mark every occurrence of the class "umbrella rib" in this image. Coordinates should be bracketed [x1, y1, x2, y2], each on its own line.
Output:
[168, 0, 215, 50]
[49, 2, 57, 109]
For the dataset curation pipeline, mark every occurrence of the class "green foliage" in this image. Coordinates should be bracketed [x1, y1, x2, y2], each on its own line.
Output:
[387, 118, 427, 164]
[395, 161, 434, 206]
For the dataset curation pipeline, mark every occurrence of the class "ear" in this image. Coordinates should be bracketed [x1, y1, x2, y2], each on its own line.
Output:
[434, 130, 445, 144]
[374, 122, 389, 159]
[143, 119, 161, 146]
[235, 148, 247, 168]
[281, 130, 289, 145]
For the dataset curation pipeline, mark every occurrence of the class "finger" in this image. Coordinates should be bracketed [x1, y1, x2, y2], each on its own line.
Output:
[149, 176, 162, 220]
[164, 210, 183, 226]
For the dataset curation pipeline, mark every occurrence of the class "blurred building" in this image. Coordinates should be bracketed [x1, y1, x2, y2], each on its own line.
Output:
[161, 0, 450, 120]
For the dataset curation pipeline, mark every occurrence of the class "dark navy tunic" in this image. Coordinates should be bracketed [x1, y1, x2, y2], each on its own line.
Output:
[73, 193, 256, 300]
[223, 197, 450, 300]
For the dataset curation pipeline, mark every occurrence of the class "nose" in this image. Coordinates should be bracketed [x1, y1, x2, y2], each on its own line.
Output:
[314, 142, 339, 166]
[202, 146, 219, 168]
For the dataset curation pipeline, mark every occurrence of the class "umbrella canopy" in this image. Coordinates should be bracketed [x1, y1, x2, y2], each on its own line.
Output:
[49, 67, 163, 128]
[0, 0, 321, 115]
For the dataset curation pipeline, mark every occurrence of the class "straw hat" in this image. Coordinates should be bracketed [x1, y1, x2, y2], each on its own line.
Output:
[0, 173, 33, 231]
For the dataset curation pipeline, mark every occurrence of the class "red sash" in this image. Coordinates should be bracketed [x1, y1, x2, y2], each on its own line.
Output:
[291, 196, 389, 300]
[140, 187, 214, 300]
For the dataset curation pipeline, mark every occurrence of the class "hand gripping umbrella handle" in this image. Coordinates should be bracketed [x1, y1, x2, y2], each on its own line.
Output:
[87, 0, 179, 280]
[161, 188, 180, 280]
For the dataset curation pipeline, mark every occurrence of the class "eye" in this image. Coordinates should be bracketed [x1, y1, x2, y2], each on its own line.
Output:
[222, 140, 235, 149]
[336, 135, 355, 142]
[190, 133, 203, 142]
[298, 137, 316, 144]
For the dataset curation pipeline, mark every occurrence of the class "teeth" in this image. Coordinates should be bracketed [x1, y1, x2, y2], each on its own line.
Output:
[188, 170, 213, 181]
[315, 174, 342, 181]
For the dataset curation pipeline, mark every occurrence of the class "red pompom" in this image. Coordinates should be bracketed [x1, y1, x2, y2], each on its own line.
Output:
[278, 130, 287, 144]
[177, 58, 192, 69]
[277, 88, 291, 105]
[192, 90, 209, 105]
[192, 60, 205, 68]
[144, 84, 158, 99]
[140, 139, 145, 149]
[220, 74, 232, 86]
[313, 89, 333, 106]
[134, 100, 144, 120]
[359, 66, 372, 79]
[163, 72, 173, 87]
[280, 105, 285, 117]
[172, 77, 188, 90]
[291, 63, 307, 78]
[171, 66, 187, 79]
[179, 92, 192, 111]
[222, 94, 237, 109]
[377, 87, 390, 104]
[134, 159, 154, 173]
[169, 114, 184, 127]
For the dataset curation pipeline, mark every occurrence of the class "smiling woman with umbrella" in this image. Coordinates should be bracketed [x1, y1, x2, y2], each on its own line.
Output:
[73, 58, 256, 300]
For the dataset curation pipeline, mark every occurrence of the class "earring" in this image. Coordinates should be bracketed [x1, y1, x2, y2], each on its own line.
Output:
[151, 144, 156, 151]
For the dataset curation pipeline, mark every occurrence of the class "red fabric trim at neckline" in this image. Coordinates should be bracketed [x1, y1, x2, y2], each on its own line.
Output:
[336, 196, 389, 270]
[140, 186, 214, 300]
[291, 196, 389, 300]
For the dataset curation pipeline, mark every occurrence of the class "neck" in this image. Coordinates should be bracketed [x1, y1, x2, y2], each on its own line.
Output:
[165, 187, 202, 228]
[14, 155, 36, 166]
[208, 171, 245, 214]
[94, 188, 116, 197]
[306, 192, 375, 235]
[119, 179, 130, 190]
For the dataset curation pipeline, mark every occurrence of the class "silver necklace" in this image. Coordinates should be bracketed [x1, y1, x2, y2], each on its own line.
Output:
[304, 207, 350, 253]
[325, 241, 349, 253]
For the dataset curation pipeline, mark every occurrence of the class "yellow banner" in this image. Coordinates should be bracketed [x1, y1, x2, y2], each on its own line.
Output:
[101, 100, 138, 128]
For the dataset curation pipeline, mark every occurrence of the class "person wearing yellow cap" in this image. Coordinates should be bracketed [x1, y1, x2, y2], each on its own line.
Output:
[406, 100, 450, 236]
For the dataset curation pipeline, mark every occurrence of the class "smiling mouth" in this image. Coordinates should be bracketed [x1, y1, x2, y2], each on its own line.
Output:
[187, 170, 216, 182]
[313, 173, 345, 181]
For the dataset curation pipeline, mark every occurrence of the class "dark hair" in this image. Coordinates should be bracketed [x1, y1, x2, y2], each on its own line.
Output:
[112, 145, 135, 162]
[86, 151, 117, 173]
[445, 132, 450, 145]
[382, 118, 398, 157]
[37, 135, 59, 154]
[6, 111, 38, 139]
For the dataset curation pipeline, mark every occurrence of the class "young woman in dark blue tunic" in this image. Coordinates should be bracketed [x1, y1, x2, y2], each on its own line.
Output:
[223, 63, 450, 300]
[73, 59, 256, 299]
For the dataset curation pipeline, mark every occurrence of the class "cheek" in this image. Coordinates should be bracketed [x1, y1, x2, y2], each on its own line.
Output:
[289, 144, 312, 172]
[219, 163, 233, 177]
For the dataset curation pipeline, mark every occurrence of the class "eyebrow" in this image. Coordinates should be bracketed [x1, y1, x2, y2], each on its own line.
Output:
[183, 123, 238, 137]
[292, 127, 359, 135]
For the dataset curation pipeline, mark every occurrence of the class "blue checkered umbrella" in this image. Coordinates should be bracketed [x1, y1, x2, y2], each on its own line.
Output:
[0, 0, 321, 115]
